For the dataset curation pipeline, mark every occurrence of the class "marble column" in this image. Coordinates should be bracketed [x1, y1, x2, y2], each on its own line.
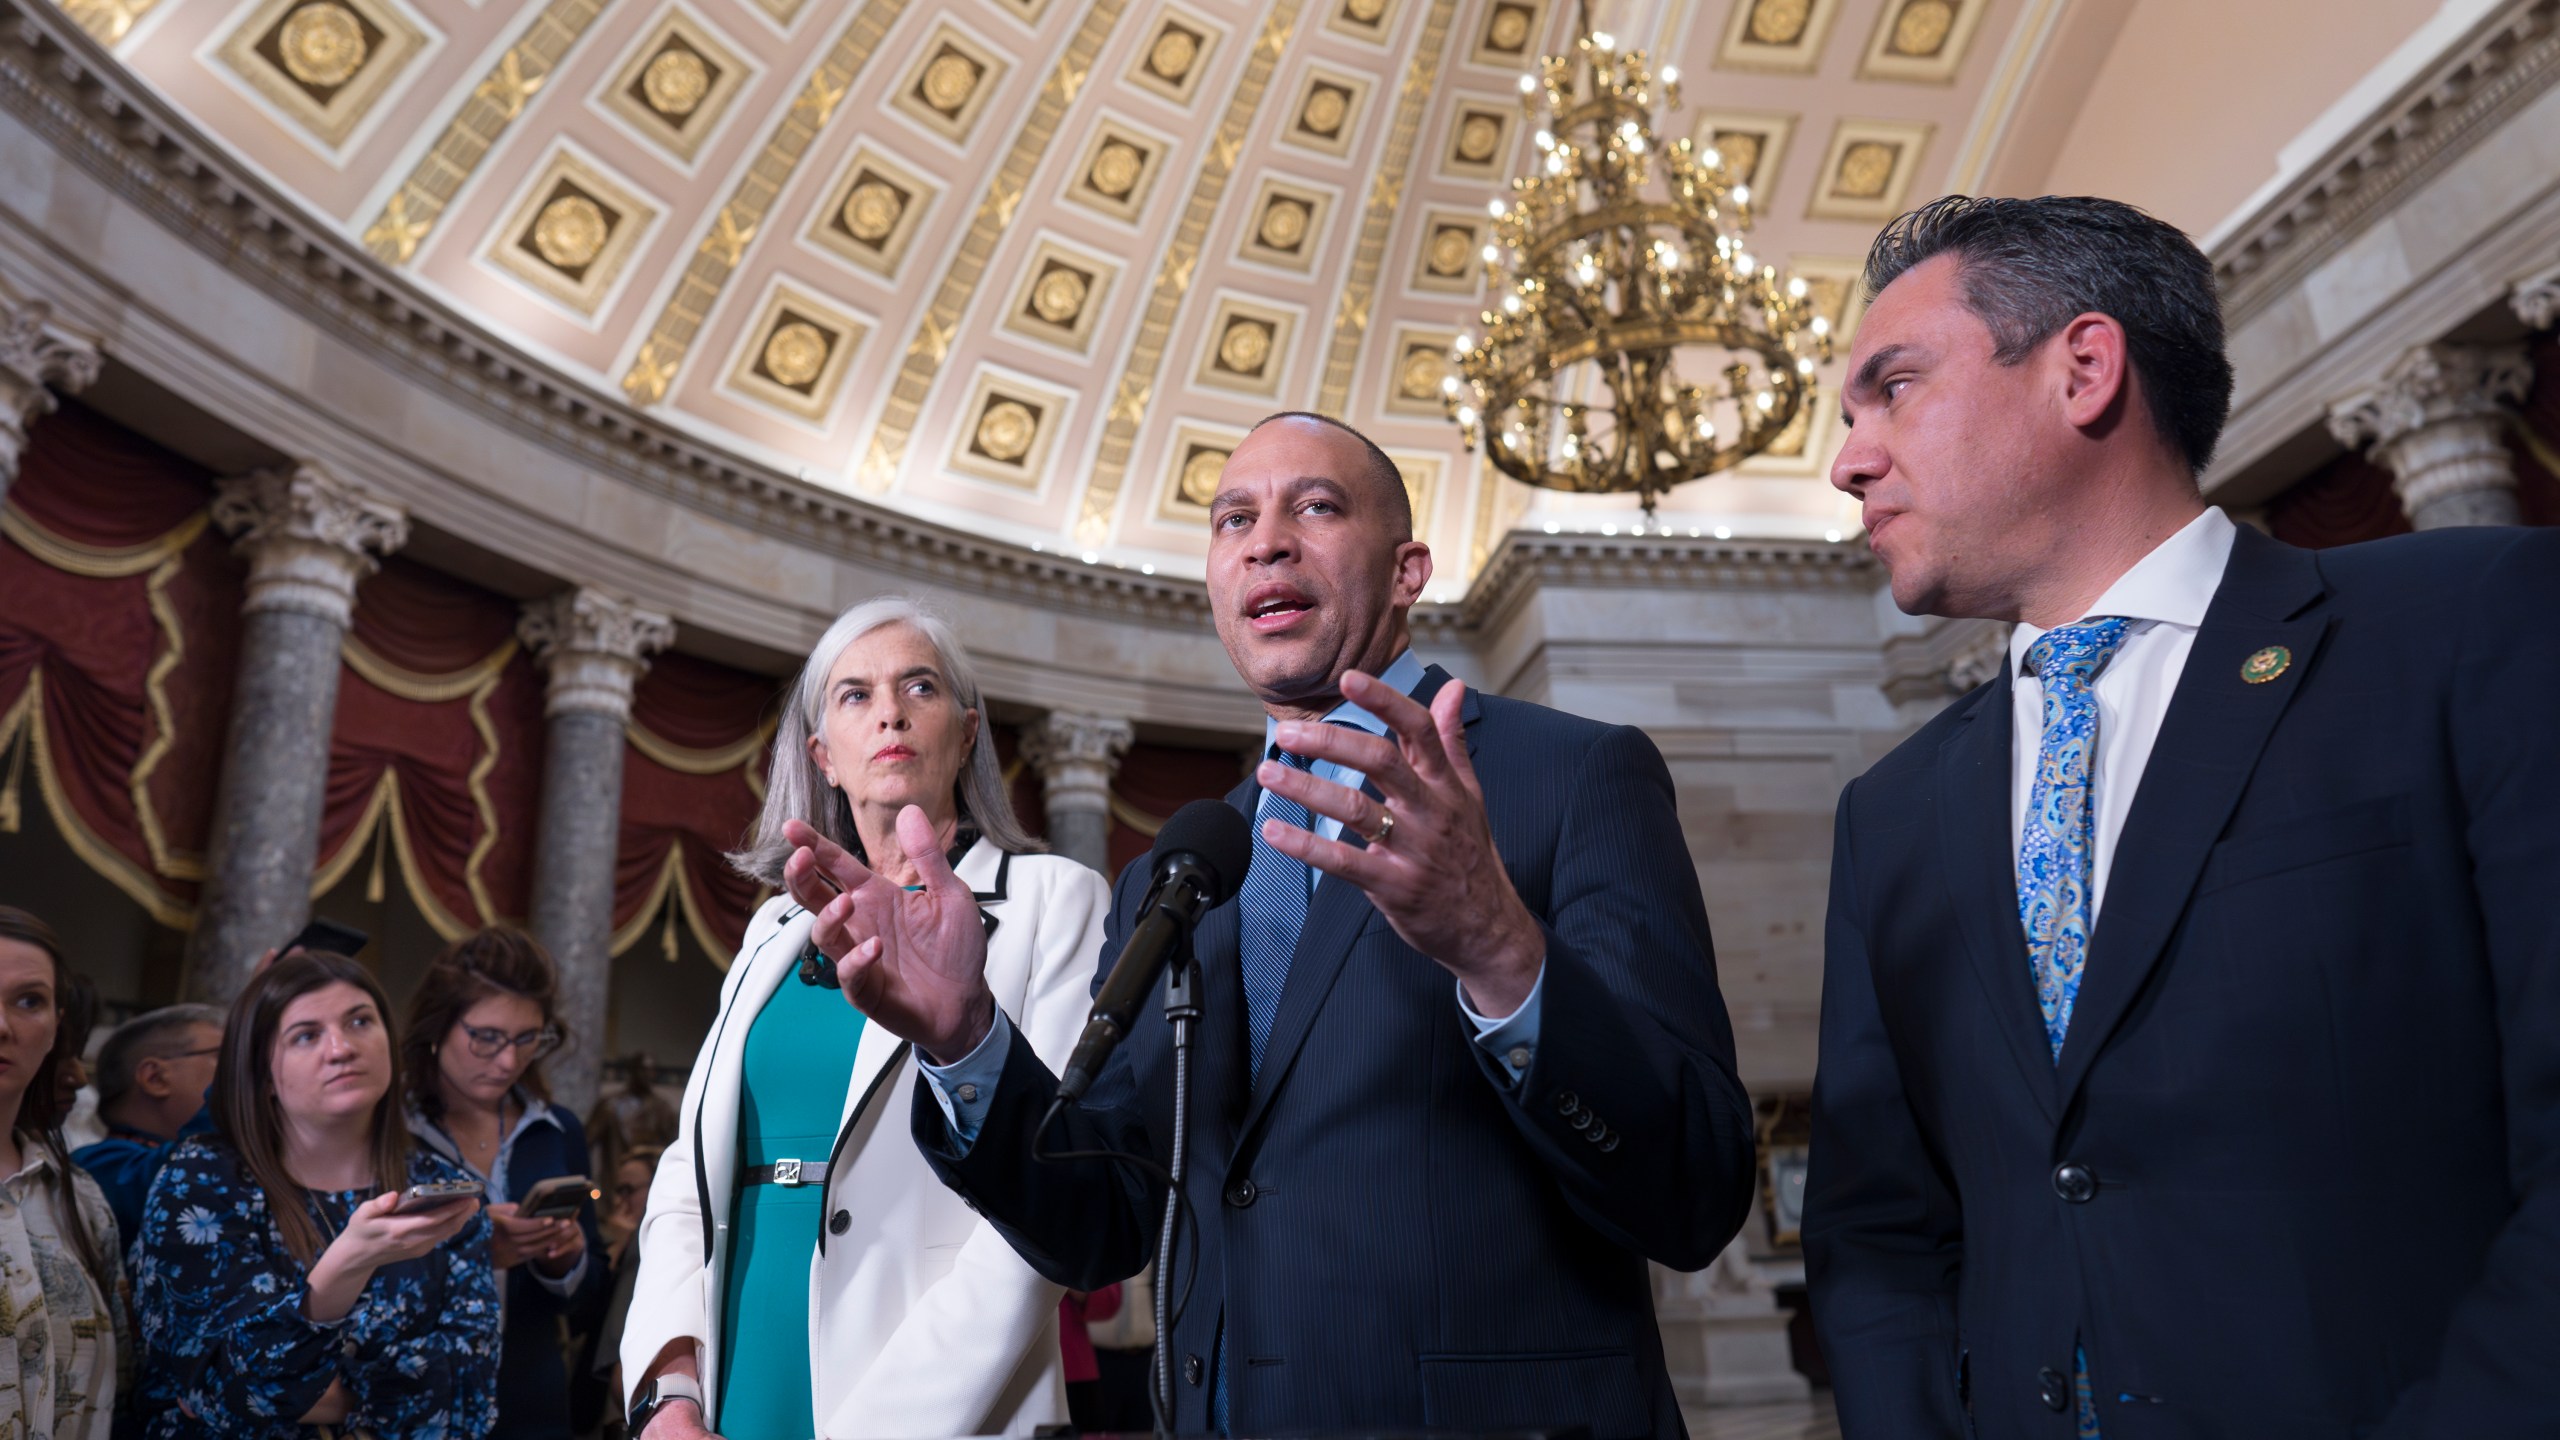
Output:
[1021, 710, 1134, 874]
[187, 465, 408, 1003]
[519, 587, 673, 1117]
[0, 297, 102, 502]
[2327, 343, 2532, 529]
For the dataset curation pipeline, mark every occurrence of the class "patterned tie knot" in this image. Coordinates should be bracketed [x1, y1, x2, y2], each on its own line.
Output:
[2024, 616, 2133, 694]
[1267, 745, 1316, 773]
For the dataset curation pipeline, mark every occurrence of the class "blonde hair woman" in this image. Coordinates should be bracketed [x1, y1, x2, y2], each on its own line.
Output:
[620, 597, 1105, 1440]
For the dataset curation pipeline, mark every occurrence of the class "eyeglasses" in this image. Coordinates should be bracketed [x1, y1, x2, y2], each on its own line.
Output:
[169, 1046, 222, 1063]
[458, 1023, 562, 1061]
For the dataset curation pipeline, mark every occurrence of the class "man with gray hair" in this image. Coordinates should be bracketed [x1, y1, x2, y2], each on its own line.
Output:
[1806, 195, 2558, 1437]
[73, 1002, 223, 1244]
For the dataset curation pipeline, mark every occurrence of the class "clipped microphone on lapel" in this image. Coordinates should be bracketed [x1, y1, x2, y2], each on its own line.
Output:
[1055, 800, 1252, 1103]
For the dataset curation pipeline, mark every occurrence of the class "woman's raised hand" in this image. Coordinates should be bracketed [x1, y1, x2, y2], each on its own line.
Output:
[782, 808, 996, 1064]
[305, 1189, 481, 1323]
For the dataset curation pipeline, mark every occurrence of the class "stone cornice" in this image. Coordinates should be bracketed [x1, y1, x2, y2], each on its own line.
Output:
[0, 0, 1217, 632]
[2212, 0, 2560, 326]
[1461, 531, 1878, 637]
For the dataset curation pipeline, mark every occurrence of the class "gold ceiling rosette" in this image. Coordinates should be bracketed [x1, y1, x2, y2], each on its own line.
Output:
[1444, 17, 1833, 515]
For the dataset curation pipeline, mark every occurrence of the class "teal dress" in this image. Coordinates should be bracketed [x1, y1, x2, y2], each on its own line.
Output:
[718, 975, 868, 1439]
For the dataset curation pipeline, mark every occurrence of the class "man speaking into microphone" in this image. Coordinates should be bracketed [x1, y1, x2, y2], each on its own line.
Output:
[780, 412, 1754, 1438]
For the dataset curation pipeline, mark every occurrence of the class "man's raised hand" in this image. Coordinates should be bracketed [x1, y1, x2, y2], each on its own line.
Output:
[781, 808, 997, 1063]
[1257, 672, 1546, 1017]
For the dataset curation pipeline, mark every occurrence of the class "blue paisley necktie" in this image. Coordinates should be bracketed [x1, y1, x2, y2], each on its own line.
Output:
[2018, 616, 2132, 1061]
[1238, 746, 1318, 1080]
[2017, 615, 2132, 1440]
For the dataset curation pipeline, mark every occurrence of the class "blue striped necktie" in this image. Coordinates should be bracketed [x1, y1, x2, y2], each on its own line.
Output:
[1236, 746, 1316, 1079]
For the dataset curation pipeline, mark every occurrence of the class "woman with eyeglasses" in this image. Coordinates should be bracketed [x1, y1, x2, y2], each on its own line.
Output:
[402, 929, 605, 1440]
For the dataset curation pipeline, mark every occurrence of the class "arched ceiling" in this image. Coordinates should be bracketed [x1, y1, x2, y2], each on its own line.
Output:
[66, 0, 2071, 585]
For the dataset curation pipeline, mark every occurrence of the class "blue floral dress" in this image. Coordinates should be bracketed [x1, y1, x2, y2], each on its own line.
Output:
[129, 1137, 500, 1439]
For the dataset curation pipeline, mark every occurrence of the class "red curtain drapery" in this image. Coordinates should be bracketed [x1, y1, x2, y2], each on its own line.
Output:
[315, 556, 547, 936]
[615, 651, 776, 966]
[0, 403, 240, 926]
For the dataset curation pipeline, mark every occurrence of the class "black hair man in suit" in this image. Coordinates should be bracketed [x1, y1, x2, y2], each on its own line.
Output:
[1809, 194, 2559, 1438]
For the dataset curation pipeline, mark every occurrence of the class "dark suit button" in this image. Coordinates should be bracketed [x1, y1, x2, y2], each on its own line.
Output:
[2038, 1367, 2068, 1411]
[1572, 1110, 1595, 1131]
[829, 1209, 851, 1235]
[2052, 1163, 2098, 1204]
[1585, 1122, 1609, 1145]
[1184, 1355, 1204, 1387]
[1554, 1090, 1580, 1116]
[1224, 1180, 1257, 1208]
[1599, 1133, 1620, 1153]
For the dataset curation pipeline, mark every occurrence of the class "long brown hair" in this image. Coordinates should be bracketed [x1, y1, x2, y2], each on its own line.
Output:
[401, 928, 565, 1124]
[213, 949, 412, 1264]
[0, 908, 113, 1299]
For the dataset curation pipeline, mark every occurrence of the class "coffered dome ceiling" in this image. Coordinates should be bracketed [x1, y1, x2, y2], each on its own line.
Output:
[63, 0, 2062, 584]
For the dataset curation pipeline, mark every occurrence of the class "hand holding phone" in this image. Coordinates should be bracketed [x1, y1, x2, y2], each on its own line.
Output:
[516, 1174, 596, 1220]
[391, 1179, 484, 1213]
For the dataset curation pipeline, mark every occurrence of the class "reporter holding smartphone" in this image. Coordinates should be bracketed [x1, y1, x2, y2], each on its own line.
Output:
[402, 929, 605, 1440]
[131, 950, 499, 1438]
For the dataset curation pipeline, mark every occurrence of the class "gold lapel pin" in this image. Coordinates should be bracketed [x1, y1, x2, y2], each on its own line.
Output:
[2240, 645, 2291, 684]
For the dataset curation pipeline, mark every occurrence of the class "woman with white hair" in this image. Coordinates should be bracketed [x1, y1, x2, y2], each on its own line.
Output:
[619, 597, 1106, 1440]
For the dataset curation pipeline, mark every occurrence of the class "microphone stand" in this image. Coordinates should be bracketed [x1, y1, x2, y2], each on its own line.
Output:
[1152, 952, 1199, 1435]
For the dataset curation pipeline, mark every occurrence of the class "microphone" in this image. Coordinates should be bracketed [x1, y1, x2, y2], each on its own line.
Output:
[1055, 800, 1252, 1103]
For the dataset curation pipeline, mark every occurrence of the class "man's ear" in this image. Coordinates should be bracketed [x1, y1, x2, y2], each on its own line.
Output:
[134, 1054, 172, 1100]
[2054, 311, 2130, 433]
[1391, 540, 1434, 609]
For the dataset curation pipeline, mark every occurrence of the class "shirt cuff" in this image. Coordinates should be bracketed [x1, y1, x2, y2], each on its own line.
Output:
[917, 1008, 1014, 1148]
[1456, 964, 1545, 1086]
[530, 1251, 589, 1297]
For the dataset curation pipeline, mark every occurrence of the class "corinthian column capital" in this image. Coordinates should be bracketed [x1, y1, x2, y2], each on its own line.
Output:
[518, 587, 675, 719]
[1023, 710, 1136, 814]
[2326, 343, 2532, 450]
[2514, 263, 2560, 332]
[0, 296, 103, 481]
[212, 463, 410, 624]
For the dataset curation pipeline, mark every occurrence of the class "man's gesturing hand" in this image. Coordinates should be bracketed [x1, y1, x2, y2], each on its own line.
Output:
[1258, 672, 1545, 1016]
[781, 808, 996, 1064]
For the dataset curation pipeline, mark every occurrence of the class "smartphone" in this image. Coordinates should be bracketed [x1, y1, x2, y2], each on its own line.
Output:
[392, 1179, 484, 1213]
[517, 1174, 597, 1219]
[286, 917, 369, 958]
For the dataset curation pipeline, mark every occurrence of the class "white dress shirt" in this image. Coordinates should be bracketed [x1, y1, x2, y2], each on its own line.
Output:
[2007, 507, 2237, 921]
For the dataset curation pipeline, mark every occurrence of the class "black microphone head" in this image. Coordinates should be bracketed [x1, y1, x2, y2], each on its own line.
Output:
[1152, 799, 1253, 905]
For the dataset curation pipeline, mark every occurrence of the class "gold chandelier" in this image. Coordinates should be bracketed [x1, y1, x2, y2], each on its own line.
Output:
[1442, 20, 1833, 515]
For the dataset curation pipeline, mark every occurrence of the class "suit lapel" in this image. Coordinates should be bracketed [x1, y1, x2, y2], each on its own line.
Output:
[1232, 666, 1479, 1152]
[2054, 527, 2329, 1108]
[1936, 665, 2062, 1125]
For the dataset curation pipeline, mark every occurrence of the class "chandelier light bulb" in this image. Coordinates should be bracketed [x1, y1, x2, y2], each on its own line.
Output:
[1535, 129, 1555, 150]
[1518, 73, 1537, 94]
[1736, 252, 1757, 276]
[1714, 526, 1732, 540]
[1810, 316, 1831, 336]
[1501, 293, 1523, 314]
[1701, 146, 1721, 168]
[1545, 152, 1565, 175]
[1591, 30, 1615, 50]
[1441, 375, 1461, 395]
[1755, 391, 1774, 411]
[1787, 276, 1808, 298]
[1482, 243, 1502, 264]
[1488, 198, 1508, 217]
[1797, 357, 1816, 375]
[1456, 404, 1479, 426]
[1732, 184, 1751, 205]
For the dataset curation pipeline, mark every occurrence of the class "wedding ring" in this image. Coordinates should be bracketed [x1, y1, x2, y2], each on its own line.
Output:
[1367, 809, 1396, 848]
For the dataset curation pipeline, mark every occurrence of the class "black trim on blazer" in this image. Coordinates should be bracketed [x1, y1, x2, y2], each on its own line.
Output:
[812, 841, 1014, 1254]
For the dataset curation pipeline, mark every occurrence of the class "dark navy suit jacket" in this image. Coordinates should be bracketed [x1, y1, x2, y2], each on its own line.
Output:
[1806, 525, 2560, 1438]
[913, 667, 1757, 1438]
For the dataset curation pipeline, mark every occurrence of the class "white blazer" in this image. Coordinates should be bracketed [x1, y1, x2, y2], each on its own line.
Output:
[621, 840, 1107, 1437]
